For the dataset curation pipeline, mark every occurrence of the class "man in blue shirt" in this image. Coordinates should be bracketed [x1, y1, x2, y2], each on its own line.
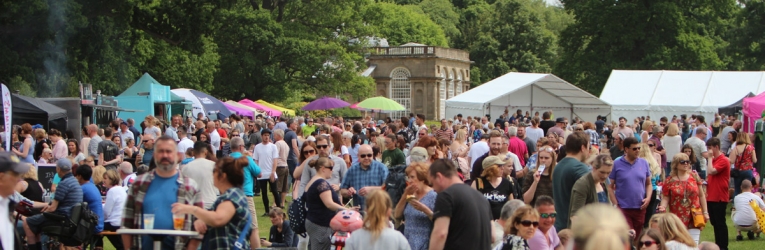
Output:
[74, 165, 104, 233]
[340, 145, 388, 210]
[23, 159, 83, 250]
[229, 136, 263, 248]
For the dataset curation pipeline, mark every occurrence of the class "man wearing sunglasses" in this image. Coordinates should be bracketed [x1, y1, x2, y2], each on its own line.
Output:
[528, 195, 562, 250]
[340, 144, 388, 210]
[296, 135, 347, 197]
[609, 137, 652, 238]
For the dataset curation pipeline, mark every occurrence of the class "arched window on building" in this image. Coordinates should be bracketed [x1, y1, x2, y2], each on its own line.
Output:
[456, 71, 464, 96]
[390, 67, 411, 119]
[439, 70, 446, 119]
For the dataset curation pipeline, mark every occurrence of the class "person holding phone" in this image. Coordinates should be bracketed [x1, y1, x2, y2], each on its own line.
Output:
[522, 146, 557, 205]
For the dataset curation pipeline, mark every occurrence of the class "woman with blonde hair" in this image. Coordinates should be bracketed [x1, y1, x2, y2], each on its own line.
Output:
[473, 156, 514, 219]
[650, 213, 697, 249]
[522, 146, 556, 205]
[304, 155, 345, 250]
[500, 205, 540, 250]
[663, 124, 682, 174]
[641, 121, 654, 143]
[99, 169, 126, 249]
[346, 190, 410, 250]
[570, 204, 632, 250]
[15, 164, 44, 202]
[92, 165, 108, 195]
[450, 128, 470, 176]
[730, 131, 758, 196]
[640, 142, 663, 228]
[394, 162, 435, 250]
[658, 153, 707, 244]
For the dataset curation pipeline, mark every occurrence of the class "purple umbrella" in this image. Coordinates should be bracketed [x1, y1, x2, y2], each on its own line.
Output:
[301, 96, 350, 111]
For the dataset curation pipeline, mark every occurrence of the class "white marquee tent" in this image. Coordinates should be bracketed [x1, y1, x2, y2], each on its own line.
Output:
[600, 70, 765, 119]
[445, 73, 611, 122]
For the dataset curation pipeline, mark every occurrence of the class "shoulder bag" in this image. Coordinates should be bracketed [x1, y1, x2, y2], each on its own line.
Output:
[682, 173, 706, 228]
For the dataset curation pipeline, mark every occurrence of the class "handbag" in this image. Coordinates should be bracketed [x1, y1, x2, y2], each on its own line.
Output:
[682, 174, 706, 228]
[234, 214, 252, 250]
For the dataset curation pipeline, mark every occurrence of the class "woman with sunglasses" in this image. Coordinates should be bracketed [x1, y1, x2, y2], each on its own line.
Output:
[650, 213, 697, 249]
[680, 145, 702, 179]
[657, 153, 708, 244]
[637, 228, 666, 250]
[522, 146, 556, 205]
[500, 205, 539, 250]
[304, 156, 346, 250]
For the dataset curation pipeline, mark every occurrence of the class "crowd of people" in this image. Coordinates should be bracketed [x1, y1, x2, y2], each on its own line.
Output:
[0, 109, 762, 250]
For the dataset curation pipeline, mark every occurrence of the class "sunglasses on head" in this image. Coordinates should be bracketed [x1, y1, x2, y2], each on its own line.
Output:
[638, 241, 657, 248]
[303, 149, 315, 154]
[679, 160, 690, 165]
[518, 220, 539, 227]
[359, 154, 373, 158]
[316, 145, 328, 149]
[539, 213, 557, 219]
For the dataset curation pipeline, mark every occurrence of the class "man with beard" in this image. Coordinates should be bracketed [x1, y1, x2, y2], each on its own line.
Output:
[120, 136, 204, 250]
[470, 130, 504, 180]
[551, 131, 591, 231]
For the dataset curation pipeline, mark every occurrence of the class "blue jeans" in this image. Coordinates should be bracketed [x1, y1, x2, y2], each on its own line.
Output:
[735, 169, 754, 197]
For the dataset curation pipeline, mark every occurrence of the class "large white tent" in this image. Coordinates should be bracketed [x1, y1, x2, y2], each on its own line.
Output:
[446, 73, 610, 122]
[600, 70, 765, 119]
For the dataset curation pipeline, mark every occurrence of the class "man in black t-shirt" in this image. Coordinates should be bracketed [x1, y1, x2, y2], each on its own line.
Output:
[539, 111, 556, 136]
[98, 127, 121, 170]
[429, 159, 492, 250]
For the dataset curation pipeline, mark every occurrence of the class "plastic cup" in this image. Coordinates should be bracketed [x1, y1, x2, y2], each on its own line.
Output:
[173, 214, 184, 230]
[143, 214, 155, 230]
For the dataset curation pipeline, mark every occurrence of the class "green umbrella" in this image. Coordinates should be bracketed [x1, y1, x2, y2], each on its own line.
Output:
[356, 96, 406, 111]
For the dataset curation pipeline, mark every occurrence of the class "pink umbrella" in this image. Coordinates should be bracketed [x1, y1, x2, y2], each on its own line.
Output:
[239, 99, 282, 116]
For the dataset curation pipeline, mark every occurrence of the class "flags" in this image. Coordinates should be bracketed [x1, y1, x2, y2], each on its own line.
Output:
[2, 83, 11, 151]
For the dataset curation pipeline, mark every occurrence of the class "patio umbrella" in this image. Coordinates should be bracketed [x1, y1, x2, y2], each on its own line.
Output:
[356, 96, 405, 111]
[171, 88, 232, 118]
[302, 97, 350, 111]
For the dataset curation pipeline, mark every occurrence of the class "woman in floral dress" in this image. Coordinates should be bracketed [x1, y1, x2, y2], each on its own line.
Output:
[658, 153, 709, 244]
[394, 162, 436, 250]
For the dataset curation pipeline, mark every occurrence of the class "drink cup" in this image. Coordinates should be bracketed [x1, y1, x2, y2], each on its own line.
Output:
[143, 214, 155, 230]
[173, 214, 184, 230]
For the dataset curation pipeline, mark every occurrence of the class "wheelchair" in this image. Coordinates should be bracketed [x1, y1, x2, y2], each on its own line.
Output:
[41, 202, 99, 250]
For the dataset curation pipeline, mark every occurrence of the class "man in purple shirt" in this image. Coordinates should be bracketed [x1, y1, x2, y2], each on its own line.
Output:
[609, 137, 652, 238]
[528, 195, 561, 250]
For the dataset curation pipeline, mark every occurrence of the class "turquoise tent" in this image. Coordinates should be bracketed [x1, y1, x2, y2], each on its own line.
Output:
[115, 73, 190, 132]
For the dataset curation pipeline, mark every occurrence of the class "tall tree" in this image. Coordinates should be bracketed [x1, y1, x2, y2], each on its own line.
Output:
[419, 0, 461, 45]
[362, 2, 449, 47]
[556, 0, 737, 94]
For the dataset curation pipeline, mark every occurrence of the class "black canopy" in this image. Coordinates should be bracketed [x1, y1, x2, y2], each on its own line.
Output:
[2, 94, 68, 130]
[719, 92, 755, 116]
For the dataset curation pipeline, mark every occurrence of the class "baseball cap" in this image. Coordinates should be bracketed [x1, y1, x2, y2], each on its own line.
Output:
[261, 129, 272, 135]
[56, 158, 73, 171]
[0, 152, 30, 174]
[555, 117, 565, 123]
[482, 156, 506, 170]
[32, 124, 43, 130]
[377, 120, 384, 126]
[410, 147, 428, 159]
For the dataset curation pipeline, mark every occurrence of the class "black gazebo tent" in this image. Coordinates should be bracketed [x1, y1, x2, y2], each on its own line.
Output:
[719, 92, 756, 116]
[3, 94, 68, 131]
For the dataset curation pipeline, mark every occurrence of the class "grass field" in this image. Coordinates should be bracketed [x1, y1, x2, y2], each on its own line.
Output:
[99, 194, 760, 249]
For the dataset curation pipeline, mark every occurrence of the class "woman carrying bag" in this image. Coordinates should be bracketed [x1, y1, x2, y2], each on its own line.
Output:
[658, 153, 709, 245]
[730, 132, 757, 196]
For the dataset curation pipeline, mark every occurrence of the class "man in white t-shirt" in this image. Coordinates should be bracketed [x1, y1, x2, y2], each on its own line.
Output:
[207, 121, 221, 156]
[733, 180, 765, 240]
[253, 129, 280, 215]
[176, 126, 194, 160]
[118, 122, 134, 148]
[182, 141, 219, 209]
[468, 133, 491, 171]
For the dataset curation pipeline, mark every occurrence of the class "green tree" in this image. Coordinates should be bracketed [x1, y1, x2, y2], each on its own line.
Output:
[556, 0, 737, 94]
[731, 0, 765, 70]
[419, 0, 461, 45]
[362, 2, 449, 47]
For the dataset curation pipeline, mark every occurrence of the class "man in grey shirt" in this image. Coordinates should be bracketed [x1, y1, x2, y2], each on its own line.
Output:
[87, 124, 102, 161]
[296, 135, 347, 196]
[720, 120, 741, 154]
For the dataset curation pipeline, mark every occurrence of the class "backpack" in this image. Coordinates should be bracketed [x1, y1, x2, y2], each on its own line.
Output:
[384, 165, 408, 207]
[288, 194, 308, 237]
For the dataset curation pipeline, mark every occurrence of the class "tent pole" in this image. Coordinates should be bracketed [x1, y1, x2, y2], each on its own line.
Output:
[530, 85, 534, 114]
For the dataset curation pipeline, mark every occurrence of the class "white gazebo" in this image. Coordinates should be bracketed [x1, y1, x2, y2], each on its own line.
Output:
[445, 72, 610, 122]
[600, 70, 765, 119]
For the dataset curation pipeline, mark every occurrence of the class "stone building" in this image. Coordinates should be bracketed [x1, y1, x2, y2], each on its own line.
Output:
[366, 43, 472, 120]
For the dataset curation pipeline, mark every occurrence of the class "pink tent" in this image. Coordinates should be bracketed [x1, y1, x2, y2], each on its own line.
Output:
[239, 99, 282, 117]
[742, 91, 765, 132]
